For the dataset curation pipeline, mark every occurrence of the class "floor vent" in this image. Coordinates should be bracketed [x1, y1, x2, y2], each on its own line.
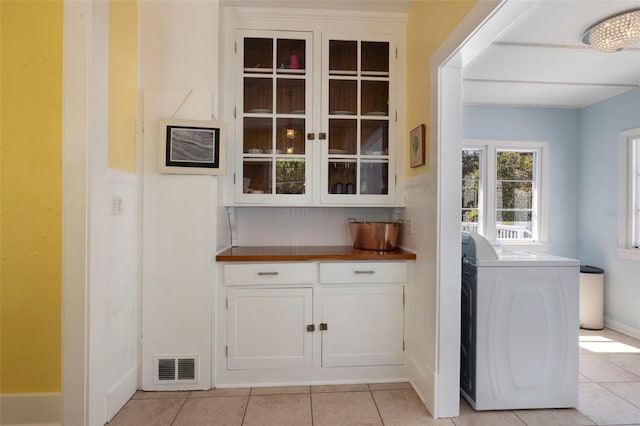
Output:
[154, 354, 199, 384]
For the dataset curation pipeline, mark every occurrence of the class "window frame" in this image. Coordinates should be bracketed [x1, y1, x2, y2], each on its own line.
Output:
[618, 127, 640, 260]
[463, 139, 548, 248]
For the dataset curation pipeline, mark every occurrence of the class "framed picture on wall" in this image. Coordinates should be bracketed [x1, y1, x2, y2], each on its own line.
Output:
[410, 124, 425, 168]
[159, 119, 226, 175]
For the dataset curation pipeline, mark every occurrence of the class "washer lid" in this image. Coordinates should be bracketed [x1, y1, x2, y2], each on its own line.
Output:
[477, 248, 580, 267]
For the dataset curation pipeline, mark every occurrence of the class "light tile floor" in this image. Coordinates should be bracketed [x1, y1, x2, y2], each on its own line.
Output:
[107, 328, 640, 425]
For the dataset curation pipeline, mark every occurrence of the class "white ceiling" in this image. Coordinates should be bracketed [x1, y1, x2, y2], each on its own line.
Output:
[463, 0, 640, 109]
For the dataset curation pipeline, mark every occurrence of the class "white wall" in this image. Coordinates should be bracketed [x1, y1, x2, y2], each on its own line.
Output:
[463, 106, 580, 258]
[138, 1, 219, 90]
[139, 1, 220, 390]
[578, 89, 640, 337]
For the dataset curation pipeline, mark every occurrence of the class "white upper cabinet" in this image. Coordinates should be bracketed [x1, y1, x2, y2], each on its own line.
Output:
[236, 31, 314, 204]
[321, 35, 396, 205]
[224, 9, 406, 206]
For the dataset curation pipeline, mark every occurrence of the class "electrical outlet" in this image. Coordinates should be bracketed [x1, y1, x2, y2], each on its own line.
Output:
[111, 196, 123, 216]
[404, 218, 413, 235]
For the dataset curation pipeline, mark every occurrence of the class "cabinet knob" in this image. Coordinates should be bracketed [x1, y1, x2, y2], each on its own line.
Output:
[318, 132, 327, 140]
[319, 323, 328, 331]
[307, 133, 315, 140]
[306, 324, 315, 332]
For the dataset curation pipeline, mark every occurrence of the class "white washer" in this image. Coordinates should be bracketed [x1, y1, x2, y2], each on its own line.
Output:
[461, 232, 579, 410]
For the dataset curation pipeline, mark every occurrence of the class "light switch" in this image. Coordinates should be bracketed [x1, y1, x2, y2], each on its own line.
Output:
[111, 196, 123, 215]
[404, 218, 413, 235]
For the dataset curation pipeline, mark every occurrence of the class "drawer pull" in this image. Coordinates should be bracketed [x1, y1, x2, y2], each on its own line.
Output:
[354, 270, 375, 275]
[307, 324, 315, 332]
[257, 272, 279, 276]
[319, 323, 328, 331]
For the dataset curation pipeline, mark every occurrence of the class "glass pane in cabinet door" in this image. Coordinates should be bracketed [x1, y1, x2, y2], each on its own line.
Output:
[328, 160, 357, 195]
[329, 119, 356, 155]
[243, 117, 272, 154]
[329, 80, 356, 115]
[329, 40, 357, 75]
[276, 118, 305, 155]
[277, 79, 305, 114]
[361, 81, 388, 116]
[243, 159, 272, 194]
[360, 160, 389, 194]
[244, 78, 273, 113]
[361, 120, 388, 155]
[361, 41, 389, 75]
[276, 159, 305, 194]
[276, 39, 306, 73]
[244, 38, 273, 71]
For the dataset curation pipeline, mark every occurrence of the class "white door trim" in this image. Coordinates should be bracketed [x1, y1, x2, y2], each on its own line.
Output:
[430, 0, 534, 418]
[62, 1, 111, 424]
[62, 2, 91, 423]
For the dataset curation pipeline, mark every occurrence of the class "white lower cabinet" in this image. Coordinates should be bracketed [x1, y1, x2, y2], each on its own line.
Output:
[218, 261, 410, 385]
[227, 287, 313, 370]
[320, 285, 404, 367]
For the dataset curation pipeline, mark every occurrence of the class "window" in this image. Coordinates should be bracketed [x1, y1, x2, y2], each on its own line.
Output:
[461, 141, 546, 243]
[619, 128, 640, 256]
[461, 149, 481, 234]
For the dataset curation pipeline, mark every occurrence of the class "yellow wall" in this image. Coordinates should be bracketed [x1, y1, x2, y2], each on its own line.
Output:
[0, 0, 63, 393]
[0, 0, 138, 394]
[405, 0, 477, 177]
[108, 0, 138, 172]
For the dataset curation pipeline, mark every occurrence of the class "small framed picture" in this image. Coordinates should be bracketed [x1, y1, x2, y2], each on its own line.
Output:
[410, 124, 425, 168]
[159, 119, 226, 175]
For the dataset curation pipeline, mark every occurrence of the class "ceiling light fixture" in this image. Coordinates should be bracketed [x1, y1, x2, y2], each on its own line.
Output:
[582, 8, 640, 53]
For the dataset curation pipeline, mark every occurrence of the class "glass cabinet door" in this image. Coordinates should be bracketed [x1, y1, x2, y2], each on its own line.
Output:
[237, 31, 312, 203]
[322, 37, 394, 204]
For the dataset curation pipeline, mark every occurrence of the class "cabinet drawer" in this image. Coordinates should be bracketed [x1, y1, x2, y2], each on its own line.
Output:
[224, 263, 316, 286]
[319, 262, 407, 284]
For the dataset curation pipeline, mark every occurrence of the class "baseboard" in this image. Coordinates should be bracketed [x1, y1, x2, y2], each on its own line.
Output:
[0, 393, 60, 425]
[106, 367, 138, 421]
[1, 423, 59, 426]
[408, 357, 436, 418]
[604, 317, 640, 340]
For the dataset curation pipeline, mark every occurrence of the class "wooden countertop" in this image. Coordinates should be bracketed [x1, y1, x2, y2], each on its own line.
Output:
[216, 245, 417, 262]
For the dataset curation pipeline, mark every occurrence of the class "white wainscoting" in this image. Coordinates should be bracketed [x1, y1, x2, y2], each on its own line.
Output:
[106, 169, 140, 420]
[401, 173, 438, 416]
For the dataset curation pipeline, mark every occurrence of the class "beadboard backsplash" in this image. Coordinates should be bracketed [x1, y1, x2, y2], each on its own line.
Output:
[225, 207, 399, 247]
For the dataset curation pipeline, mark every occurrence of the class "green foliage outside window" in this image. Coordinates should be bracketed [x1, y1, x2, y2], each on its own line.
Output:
[496, 151, 534, 224]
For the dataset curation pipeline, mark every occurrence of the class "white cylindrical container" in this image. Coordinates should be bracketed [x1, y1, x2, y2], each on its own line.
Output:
[579, 265, 605, 330]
